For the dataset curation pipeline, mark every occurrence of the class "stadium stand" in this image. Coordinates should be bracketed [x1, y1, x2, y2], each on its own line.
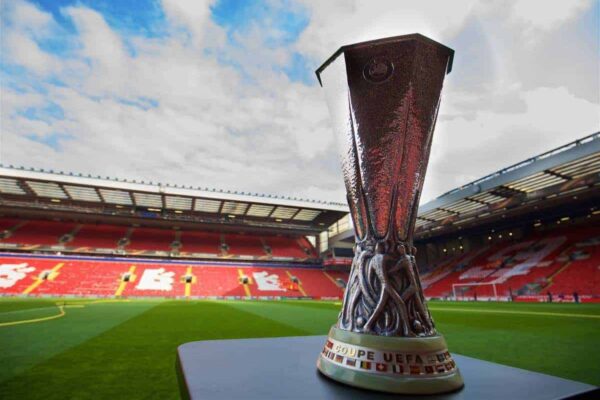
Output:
[2, 219, 74, 247]
[67, 224, 129, 250]
[193, 266, 247, 297]
[0, 218, 20, 231]
[179, 231, 222, 255]
[223, 233, 267, 257]
[541, 235, 600, 298]
[0, 256, 58, 295]
[120, 263, 189, 297]
[406, 132, 600, 302]
[32, 260, 126, 297]
[126, 227, 176, 252]
[265, 236, 311, 259]
[0, 255, 349, 299]
[421, 226, 600, 301]
[0, 218, 318, 261]
[0, 132, 597, 302]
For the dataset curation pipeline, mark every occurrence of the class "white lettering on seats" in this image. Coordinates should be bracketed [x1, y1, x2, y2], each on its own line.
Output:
[0, 263, 35, 288]
[135, 268, 174, 291]
[253, 271, 286, 291]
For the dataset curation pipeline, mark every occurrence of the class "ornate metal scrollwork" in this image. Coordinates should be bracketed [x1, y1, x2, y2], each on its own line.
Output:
[338, 238, 435, 337]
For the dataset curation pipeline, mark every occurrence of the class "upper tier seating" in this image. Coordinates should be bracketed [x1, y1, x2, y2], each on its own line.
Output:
[0, 218, 20, 231]
[266, 236, 309, 258]
[223, 234, 266, 257]
[126, 228, 175, 252]
[0, 218, 317, 261]
[2, 220, 75, 247]
[178, 231, 222, 254]
[67, 224, 128, 250]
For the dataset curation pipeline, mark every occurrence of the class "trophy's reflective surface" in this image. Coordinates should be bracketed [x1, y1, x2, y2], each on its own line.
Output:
[316, 34, 463, 394]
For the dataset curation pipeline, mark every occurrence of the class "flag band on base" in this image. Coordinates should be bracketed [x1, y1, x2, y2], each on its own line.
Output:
[319, 337, 457, 377]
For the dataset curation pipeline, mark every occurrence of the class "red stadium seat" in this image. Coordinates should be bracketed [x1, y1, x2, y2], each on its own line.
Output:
[422, 226, 600, 300]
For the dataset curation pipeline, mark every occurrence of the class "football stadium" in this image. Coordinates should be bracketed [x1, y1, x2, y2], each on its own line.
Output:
[1, 131, 599, 398]
[1, 0, 599, 399]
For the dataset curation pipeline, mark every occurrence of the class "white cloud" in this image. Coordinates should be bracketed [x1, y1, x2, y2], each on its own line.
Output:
[511, 0, 593, 31]
[297, 0, 478, 61]
[428, 86, 599, 200]
[2, 32, 59, 76]
[295, 0, 599, 202]
[3, 0, 54, 35]
[161, 0, 216, 46]
[0, 0, 598, 207]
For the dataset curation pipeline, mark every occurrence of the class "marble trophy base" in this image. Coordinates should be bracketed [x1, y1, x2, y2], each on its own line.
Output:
[317, 326, 463, 394]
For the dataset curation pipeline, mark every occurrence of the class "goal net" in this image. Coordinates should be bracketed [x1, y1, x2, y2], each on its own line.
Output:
[452, 282, 500, 301]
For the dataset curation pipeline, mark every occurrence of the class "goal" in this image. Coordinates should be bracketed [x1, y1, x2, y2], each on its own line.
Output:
[452, 282, 499, 301]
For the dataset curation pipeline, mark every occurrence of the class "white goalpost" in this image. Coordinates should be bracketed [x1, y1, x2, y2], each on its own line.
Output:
[452, 282, 499, 301]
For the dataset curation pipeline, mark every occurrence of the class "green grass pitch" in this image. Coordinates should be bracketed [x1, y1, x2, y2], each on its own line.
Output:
[1, 298, 598, 399]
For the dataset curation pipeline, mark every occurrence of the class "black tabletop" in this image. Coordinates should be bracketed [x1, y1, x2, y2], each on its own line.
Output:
[177, 335, 597, 400]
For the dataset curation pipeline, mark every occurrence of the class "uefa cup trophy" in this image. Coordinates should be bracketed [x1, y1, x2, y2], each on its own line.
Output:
[316, 34, 463, 394]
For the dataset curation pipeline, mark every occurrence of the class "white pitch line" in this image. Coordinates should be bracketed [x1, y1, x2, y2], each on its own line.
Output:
[428, 307, 600, 319]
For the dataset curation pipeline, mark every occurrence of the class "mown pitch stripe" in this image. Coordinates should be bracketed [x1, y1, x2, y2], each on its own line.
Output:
[429, 306, 600, 319]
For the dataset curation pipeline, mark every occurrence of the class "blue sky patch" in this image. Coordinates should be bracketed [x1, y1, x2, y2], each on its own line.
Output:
[210, 0, 312, 83]
[29, 0, 168, 38]
[26, 132, 74, 151]
[116, 97, 160, 111]
[19, 102, 65, 121]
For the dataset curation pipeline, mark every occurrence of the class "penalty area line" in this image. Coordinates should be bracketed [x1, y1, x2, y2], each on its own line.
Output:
[428, 307, 600, 319]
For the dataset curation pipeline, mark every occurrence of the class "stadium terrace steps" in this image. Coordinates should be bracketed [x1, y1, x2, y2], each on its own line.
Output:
[2, 220, 75, 247]
[193, 266, 247, 297]
[0, 255, 349, 299]
[66, 224, 129, 250]
[0, 219, 318, 262]
[126, 228, 176, 252]
[423, 227, 600, 299]
[120, 264, 189, 297]
[290, 268, 342, 297]
[224, 234, 266, 257]
[0, 257, 59, 294]
[32, 261, 126, 297]
[544, 246, 600, 295]
[266, 236, 309, 258]
[179, 231, 221, 254]
[0, 218, 21, 232]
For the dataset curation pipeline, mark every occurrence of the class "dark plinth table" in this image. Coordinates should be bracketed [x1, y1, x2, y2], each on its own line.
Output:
[177, 336, 597, 400]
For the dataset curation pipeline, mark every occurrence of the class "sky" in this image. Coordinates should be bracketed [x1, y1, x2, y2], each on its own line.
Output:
[0, 0, 598, 205]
